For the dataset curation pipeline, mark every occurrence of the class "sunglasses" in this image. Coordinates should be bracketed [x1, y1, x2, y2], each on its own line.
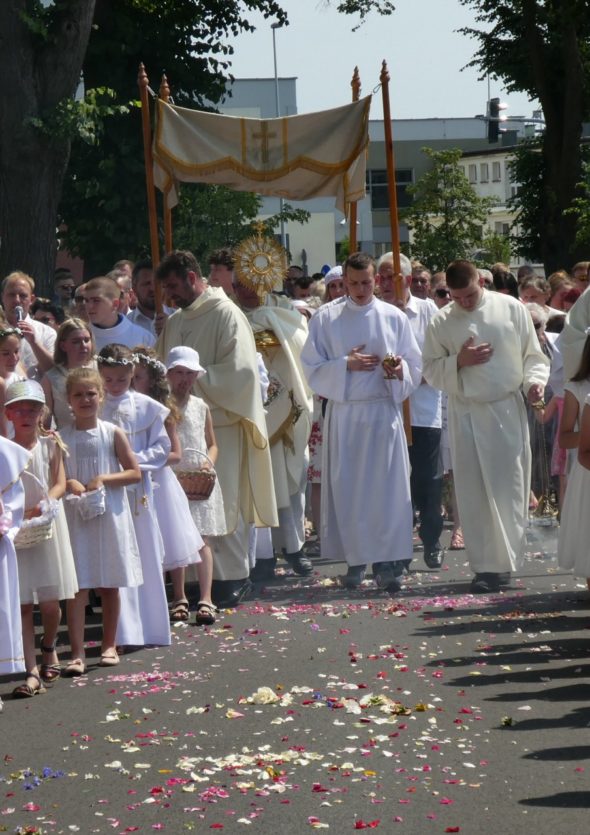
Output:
[434, 288, 450, 299]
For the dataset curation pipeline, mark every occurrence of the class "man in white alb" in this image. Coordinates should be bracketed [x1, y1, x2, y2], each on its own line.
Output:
[422, 259, 549, 593]
[301, 251, 422, 593]
[377, 251, 444, 570]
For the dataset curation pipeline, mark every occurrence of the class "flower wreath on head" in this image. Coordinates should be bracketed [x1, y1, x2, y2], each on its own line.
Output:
[133, 353, 167, 376]
[0, 326, 23, 339]
[95, 355, 134, 367]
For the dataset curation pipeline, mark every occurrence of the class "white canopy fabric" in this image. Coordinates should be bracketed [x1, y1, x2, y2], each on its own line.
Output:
[152, 96, 371, 213]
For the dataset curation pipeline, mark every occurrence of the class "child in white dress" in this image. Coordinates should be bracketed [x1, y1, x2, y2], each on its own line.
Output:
[557, 332, 590, 587]
[61, 367, 142, 675]
[5, 380, 78, 697]
[0, 323, 26, 436]
[98, 344, 171, 647]
[132, 348, 218, 625]
[42, 318, 95, 429]
[0, 436, 31, 706]
[167, 347, 226, 615]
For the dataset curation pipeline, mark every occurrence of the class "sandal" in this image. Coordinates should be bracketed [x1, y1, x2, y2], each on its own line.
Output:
[40, 639, 61, 683]
[99, 651, 120, 667]
[449, 528, 464, 550]
[12, 672, 46, 699]
[64, 658, 86, 677]
[170, 599, 190, 622]
[195, 601, 217, 626]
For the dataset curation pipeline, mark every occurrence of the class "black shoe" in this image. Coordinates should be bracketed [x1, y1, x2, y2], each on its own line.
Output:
[342, 564, 367, 589]
[424, 547, 445, 569]
[470, 573, 501, 594]
[373, 562, 403, 593]
[498, 572, 511, 587]
[284, 551, 314, 576]
[212, 578, 253, 609]
[250, 558, 276, 582]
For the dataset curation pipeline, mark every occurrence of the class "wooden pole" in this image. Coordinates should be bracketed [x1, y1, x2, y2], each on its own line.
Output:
[159, 73, 173, 256]
[138, 63, 163, 314]
[349, 66, 361, 252]
[380, 60, 412, 444]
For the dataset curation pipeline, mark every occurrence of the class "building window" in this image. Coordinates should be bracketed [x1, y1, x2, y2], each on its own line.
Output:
[468, 164, 477, 184]
[494, 221, 510, 236]
[366, 168, 413, 210]
[492, 161, 502, 181]
[480, 163, 489, 182]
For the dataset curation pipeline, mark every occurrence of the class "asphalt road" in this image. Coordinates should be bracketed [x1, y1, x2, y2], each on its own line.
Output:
[1, 522, 588, 835]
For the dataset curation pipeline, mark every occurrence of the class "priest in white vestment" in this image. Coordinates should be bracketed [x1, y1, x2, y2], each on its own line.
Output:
[233, 284, 314, 579]
[422, 260, 549, 593]
[301, 252, 422, 593]
[155, 250, 278, 609]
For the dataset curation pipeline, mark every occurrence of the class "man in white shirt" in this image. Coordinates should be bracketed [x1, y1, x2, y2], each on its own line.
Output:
[377, 253, 444, 569]
[127, 260, 174, 337]
[1, 271, 55, 375]
[84, 276, 155, 352]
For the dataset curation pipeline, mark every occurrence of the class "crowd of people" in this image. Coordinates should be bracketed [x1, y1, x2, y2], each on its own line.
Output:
[1, 250, 590, 711]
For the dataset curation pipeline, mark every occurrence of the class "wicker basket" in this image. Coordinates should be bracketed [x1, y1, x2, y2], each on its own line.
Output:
[14, 470, 58, 550]
[176, 449, 216, 502]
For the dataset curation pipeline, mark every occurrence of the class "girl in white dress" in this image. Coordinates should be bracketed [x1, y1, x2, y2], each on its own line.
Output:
[42, 318, 95, 429]
[4, 379, 78, 697]
[167, 347, 226, 616]
[0, 323, 26, 436]
[98, 344, 171, 648]
[557, 332, 590, 586]
[61, 367, 142, 675]
[132, 348, 216, 625]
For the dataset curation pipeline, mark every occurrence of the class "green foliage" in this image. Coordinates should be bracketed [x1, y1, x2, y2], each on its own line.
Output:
[565, 159, 590, 248]
[475, 231, 512, 267]
[329, 0, 395, 28]
[174, 189, 310, 266]
[506, 138, 544, 261]
[458, 0, 590, 271]
[401, 148, 494, 272]
[58, 0, 288, 269]
[26, 88, 136, 145]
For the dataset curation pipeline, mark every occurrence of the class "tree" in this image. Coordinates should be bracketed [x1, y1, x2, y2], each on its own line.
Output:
[59, 0, 288, 277]
[0, 1, 288, 290]
[401, 148, 494, 271]
[0, 1, 96, 286]
[173, 187, 310, 265]
[459, 0, 590, 273]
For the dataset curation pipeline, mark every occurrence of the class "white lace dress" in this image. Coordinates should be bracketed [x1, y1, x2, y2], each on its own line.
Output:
[16, 437, 78, 604]
[60, 421, 142, 589]
[174, 395, 226, 536]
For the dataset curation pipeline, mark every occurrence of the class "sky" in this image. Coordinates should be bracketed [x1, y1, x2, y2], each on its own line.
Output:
[230, 0, 539, 121]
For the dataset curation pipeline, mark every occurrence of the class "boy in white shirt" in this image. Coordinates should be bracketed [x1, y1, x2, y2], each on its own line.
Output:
[84, 276, 155, 352]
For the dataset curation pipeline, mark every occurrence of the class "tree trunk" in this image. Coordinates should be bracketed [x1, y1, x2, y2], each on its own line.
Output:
[0, 1, 95, 294]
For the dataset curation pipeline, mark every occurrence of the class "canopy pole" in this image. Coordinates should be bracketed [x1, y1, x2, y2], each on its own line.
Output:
[138, 63, 163, 313]
[159, 73, 173, 256]
[348, 67, 361, 252]
[380, 60, 412, 444]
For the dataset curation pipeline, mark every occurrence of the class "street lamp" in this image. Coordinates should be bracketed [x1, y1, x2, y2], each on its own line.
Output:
[271, 21, 286, 250]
